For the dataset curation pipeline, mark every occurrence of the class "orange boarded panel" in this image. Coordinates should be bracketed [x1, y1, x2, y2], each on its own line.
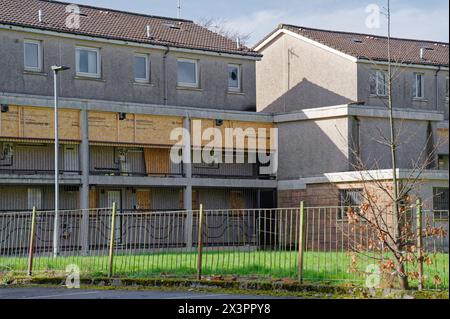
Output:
[230, 191, 246, 210]
[135, 114, 183, 146]
[136, 189, 152, 210]
[191, 119, 274, 151]
[144, 148, 171, 175]
[88, 111, 118, 142]
[89, 188, 99, 209]
[0, 106, 20, 137]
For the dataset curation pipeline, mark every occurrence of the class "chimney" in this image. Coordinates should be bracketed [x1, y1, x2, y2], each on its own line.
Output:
[236, 37, 241, 49]
[420, 47, 425, 60]
[146, 25, 151, 38]
[38, 9, 43, 23]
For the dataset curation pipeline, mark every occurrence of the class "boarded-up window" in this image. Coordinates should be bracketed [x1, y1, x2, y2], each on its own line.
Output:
[89, 188, 99, 209]
[192, 190, 200, 211]
[144, 148, 170, 175]
[136, 189, 152, 210]
[230, 191, 246, 210]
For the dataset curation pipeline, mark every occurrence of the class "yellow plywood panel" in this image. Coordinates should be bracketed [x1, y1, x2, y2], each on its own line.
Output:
[60, 109, 81, 140]
[136, 190, 152, 210]
[144, 148, 170, 175]
[191, 119, 274, 151]
[22, 107, 54, 139]
[88, 111, 118, 142]
[89, 188, 99, 209]
[135, 114, 183, 146]
[117, 114, 135, 144]
[0, 106, 80, 140]
[0, 105, 20, 137]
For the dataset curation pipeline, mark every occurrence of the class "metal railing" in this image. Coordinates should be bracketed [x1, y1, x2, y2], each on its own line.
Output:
[0, 205, 448, 289]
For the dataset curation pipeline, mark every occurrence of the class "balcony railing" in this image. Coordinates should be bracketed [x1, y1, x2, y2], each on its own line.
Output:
[0, 168, 81, 175]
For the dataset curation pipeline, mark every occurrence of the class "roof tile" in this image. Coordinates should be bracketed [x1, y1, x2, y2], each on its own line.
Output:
[0, 0, 260, 57]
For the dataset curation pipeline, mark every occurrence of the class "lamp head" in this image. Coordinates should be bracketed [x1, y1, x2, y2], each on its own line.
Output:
[51, 65, 70, 72]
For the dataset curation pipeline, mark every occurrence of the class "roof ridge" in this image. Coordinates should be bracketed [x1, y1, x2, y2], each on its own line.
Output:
[39, 0, 193, 23]
[281, 24, 449, 46]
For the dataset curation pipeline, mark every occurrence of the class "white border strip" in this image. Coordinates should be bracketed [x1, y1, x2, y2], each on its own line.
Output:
[278, 169, 449, 190]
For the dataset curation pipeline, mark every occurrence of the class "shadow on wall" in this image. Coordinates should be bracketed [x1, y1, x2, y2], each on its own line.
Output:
[261, 78, 355, 113]
[277, 118, 351, 180]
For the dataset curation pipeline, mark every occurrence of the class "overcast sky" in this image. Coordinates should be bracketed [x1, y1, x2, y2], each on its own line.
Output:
[71, 0, 449, 46]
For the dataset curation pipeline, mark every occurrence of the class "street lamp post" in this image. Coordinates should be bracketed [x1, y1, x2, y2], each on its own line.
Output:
[51, 65, 70, 258]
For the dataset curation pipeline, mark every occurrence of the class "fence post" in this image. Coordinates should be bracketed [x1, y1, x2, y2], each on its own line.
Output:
[27, 207, 37, 276]
[298, 201, 306, 284]
[197, 204, 204, 280]
[108, 202, 117, 278]
[416, 198, 424, 291]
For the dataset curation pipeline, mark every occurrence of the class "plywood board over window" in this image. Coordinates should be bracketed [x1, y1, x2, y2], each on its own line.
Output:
[89, 188, 99, 210]
[191, 119, 274, 151]
[0, 106, 80, 140]
[192, 190, 200, 211]
[136, 189, 152, 210]
[88, 111, 183, 146]
[144, 148, 170, 175]
[230, 191, 246, 210]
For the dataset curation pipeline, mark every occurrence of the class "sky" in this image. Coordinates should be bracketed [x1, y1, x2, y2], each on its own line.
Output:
[70, 0, 449, 46]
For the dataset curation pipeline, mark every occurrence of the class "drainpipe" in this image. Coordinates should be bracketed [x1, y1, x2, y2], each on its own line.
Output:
[435, 66, 441, 111]
[163, 46, 170, 105]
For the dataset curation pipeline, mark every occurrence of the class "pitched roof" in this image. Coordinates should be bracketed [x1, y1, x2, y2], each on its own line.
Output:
[255, 24, 449, 67]
[0, 0, 260, 57]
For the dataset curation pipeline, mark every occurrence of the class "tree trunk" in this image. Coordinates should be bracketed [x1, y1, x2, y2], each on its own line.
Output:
[396, 259, 409, 290]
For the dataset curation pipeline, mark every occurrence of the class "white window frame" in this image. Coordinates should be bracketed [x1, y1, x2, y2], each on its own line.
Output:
[75, 46, 101, 78]
[134, 53, 150, 82]
[373, 70, 388, 96]
[177, 58, 199, 88]
[23, 39, 42, 72]
[228, 64, 241, 92]
[445, 77, 449, 100]
[414, 72, 425, 99]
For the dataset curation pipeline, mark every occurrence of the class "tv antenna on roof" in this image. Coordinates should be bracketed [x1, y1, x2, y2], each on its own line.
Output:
[177, 0, 182, 19]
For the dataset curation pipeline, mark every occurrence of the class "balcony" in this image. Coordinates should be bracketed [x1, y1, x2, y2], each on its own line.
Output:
[0, 142, 81, 176]
[90, 146, 183, 177]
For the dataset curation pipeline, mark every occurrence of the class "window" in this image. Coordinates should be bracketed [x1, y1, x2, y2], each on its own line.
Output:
[446, 77, 449, 100]
[134, 54, 149, 82]
[24, 40, 42, 71]
[76, 46, 100, 77]
[433, 187, 449, 220]
[177, 59, 198, 87]
[370, 70, 387, 96]
[414, 73, 425, 98]
[338, 189, 363, 220]
[228, 64, 241, 91]
[438, 154, 449, 171]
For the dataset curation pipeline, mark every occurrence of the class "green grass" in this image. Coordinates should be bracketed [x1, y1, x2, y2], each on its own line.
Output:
[1, 250, 448, 289]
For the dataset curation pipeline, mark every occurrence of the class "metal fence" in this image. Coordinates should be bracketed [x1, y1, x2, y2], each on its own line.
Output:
[0, 205, 448, 289]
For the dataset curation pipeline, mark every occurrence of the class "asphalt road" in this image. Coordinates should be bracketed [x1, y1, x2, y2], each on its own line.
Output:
[0, 287, 298, 299]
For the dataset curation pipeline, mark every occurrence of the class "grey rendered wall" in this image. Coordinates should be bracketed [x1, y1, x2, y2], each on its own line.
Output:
[0, 29, 256, 111]
[357, 64, 449, 120]
[277, 117, 350, 179]
[256, 33, 358, 112]
[357, 117, 436, 169]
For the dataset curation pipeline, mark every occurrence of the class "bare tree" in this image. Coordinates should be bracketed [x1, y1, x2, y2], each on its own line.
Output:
[330, 0, 449, 290]
[196, 17, 252, 46]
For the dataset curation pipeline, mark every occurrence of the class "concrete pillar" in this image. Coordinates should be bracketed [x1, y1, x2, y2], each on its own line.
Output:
[80, 108, 90, 255]
[183, 117, 193, 249]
